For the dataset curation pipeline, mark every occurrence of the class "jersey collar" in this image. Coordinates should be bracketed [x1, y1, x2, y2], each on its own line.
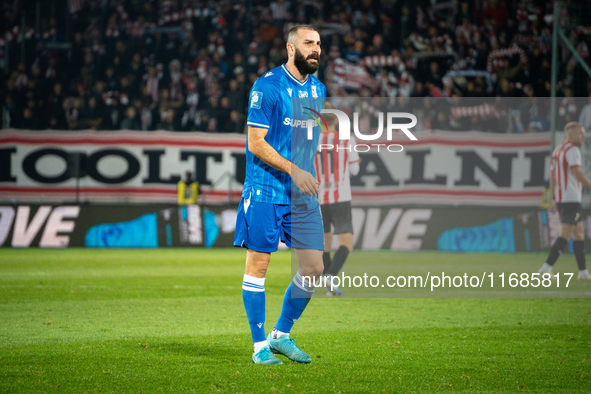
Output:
[282, 64, 309, 86]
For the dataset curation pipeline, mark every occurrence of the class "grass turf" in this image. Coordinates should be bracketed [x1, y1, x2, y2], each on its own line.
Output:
[0, 248, 590, 393]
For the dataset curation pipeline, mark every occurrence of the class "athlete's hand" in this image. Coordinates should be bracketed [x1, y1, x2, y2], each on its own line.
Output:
[291, 165, 320, 197]
[549, 200, 557, 213]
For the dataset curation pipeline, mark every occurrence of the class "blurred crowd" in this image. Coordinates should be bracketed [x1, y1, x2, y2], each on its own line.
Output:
[1, 0, 591, 133]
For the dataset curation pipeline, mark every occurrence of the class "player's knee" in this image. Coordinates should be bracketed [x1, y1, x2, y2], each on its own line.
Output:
[574, 221, 585, 236]
[245, 251, 270, 278]
[339, 233, 354, 252]
[559, 226, 575, 240]
[300, 264, 323, 278]
[341, 242, 353, 252]
[248, 265, 268, 278]
[324, 235, 332, 252]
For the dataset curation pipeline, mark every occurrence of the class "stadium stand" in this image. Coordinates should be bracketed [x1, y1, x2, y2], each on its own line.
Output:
[1, 0, 591, 133]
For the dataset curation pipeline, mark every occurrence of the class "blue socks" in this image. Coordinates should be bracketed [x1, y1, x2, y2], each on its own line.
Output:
[243, 271, 316, 343]
[242, 274, 266, 343]
[274, 271, 316, 334]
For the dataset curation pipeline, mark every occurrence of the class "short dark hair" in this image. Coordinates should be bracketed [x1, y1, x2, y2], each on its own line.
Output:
[287, 25, 317, 44]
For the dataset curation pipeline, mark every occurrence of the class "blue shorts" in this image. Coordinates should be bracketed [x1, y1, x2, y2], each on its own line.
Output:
[233, 194, 324, 253]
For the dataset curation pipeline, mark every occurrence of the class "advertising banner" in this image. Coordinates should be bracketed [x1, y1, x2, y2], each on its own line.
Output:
[0, 131, 246, 204]
[343, 206, 565, 253]
[0, 204, 237, 248]
[4, 203, 591, 254]
[0, 128, 559, 206]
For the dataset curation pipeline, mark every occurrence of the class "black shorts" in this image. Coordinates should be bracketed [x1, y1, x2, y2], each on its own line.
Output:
[557, 202, 582, 225]
[321, 201, 353, 234]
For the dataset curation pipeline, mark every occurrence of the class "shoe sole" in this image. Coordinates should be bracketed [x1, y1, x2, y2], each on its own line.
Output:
[269, 347, 311, 363]
[252, 356, 283, 365]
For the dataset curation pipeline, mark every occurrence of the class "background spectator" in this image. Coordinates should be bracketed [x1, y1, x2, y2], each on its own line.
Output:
[0, 0, 590, 133]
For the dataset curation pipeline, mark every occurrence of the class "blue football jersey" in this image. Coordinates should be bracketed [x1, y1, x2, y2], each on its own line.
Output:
[244, 64, 326, 205]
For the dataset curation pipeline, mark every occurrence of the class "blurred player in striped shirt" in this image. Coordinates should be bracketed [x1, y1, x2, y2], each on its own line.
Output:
[315, 102, 360, 295]
[540, 121, 591, 280]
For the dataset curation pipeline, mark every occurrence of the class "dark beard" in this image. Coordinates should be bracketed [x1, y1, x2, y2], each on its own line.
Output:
[294, 48, 319, 76]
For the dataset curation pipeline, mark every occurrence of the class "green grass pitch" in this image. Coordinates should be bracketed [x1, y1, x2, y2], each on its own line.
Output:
[0, 248, 590, 393]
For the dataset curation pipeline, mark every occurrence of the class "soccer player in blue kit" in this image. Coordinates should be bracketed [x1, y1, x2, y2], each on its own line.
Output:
[233, 25, 327, 365]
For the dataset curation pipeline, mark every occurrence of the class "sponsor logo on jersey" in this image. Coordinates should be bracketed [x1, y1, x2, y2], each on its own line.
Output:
[303, 107, 327, 131]
[286, 88, 292, 97]
[298, 90, 308, 98]
[264, 71, 274, 78]
[283, 117, 316, 128]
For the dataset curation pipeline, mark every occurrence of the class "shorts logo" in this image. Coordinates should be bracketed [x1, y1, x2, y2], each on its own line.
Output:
[250, 91, 263, 108]
[298, 90, 308, 98]
[244, 193, 251, 214]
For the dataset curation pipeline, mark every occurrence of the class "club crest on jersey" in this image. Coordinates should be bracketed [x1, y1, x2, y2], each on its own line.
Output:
[298, 90, 308, 98]
[311, 85, 318, 98]
[250, 91, 263, 108]
[286, 88, 292, 97]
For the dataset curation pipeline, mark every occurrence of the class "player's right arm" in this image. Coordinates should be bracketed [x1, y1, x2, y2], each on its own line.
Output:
[248, 126, 320, 196]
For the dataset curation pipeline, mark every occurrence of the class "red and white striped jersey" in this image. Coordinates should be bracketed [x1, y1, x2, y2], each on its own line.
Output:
[551, 141, 582, 203]
[315, 131, 360, 204]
